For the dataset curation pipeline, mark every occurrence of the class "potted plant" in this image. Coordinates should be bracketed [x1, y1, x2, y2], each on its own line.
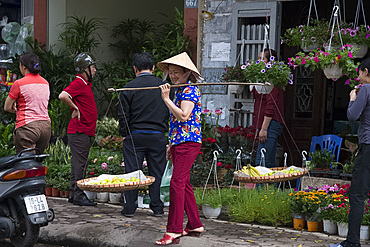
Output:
[288, 191, 307, 230]
[307, 149, 337, 170]
[200, 189, 222, 219]
[320, 193, 344, 235]
[220, 66, 246, 94]
[281, 19, 329, 51]
[340, 25, 370, 58]
[300, 189, 327, 231]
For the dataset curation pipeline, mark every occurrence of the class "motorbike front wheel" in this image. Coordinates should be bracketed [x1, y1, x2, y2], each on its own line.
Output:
[10, 210, 40, 247]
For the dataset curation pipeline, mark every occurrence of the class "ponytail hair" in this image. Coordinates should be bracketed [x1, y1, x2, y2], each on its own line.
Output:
[19, 52, 42, 75]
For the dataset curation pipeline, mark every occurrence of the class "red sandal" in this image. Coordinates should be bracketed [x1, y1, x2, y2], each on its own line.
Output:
[155, 234, 181, 245]
[182, 228, 203, 237]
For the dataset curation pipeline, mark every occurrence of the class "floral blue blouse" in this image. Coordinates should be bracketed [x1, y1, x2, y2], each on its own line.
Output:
[169, 81, 202, 146]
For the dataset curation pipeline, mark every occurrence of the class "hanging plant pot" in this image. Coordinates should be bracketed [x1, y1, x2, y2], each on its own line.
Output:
[202, 204, 221, 219]
[323, 219, 338, 235]
[249, 84, 274, 94]
[228, 84, 244, 94]
[349, 43, 368, 58]
[301, 41, 317, 52]
[323, 64, 342, 79]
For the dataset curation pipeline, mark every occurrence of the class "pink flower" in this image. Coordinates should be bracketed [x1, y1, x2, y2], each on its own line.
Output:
[366, 33, 370, 39]
[214, 109, 223, 115]
[217, 162, 223, 167]
[314, 57, 319, 63]
[101, 163, 108, 170]
[302, 58, 306, 65]
[241, 65, 246, 69]
[121, 162, 125, 167]
[202, 109, 211, 115]
[93, 158, 98, 163]
[348, 51, 353, 58]
[344, 79, 351, 85]
[107, 156, 114, 161]
[143, 161, 147, 167]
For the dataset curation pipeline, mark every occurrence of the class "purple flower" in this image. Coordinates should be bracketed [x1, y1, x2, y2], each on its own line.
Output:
[281, 39, 284, 44]
[241, 65, 246, 69]
[121, 162, 125, 167]
[344, 79, 351, 85]
[266, 63, 272, 69]
[261, 69, 266, 73]
[256, 60, 260, 64]
[311, 37, 316, 42]
[289, 80, 293, 85]
[350, 30, 356, 37]
[367, 33, 370, 39]
[302, 37, 305, 41]
[270, 56, 275, 61]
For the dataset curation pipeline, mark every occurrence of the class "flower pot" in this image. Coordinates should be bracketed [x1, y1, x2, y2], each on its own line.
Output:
[350, 43, 368, 58]
[108, 192, 121, 204]
[59, 191, 65, 197]
[293, 217, 305, 230]
[360, 225, 369, 240]
[45, 187, 52, 196]
[229, 85, 244, 94]
[51, 187, 59, 197]
[306, 220, 320, 232]
[301, 41, 317, 52]
[84, 191, 96, 201]
[96, 192, 109, 203]
[202, 204, 221, 219]
[323, 64, 342, 79]
[323, 219, 338, 235]
[249, 84, 274, 94]
[138, 195, 150, 208]
[64, 191, 70, 198]
[338, 222, 348, 237]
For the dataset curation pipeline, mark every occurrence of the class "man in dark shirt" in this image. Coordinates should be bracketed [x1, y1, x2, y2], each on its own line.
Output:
[118, 52, 170, 217]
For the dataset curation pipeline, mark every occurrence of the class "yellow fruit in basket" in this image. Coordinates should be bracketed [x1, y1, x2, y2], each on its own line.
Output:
[119, 178, 127, 183]
[112, 177, 119, 182]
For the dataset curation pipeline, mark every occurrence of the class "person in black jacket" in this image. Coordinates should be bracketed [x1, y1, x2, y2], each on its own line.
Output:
[118, 52, 170, 217]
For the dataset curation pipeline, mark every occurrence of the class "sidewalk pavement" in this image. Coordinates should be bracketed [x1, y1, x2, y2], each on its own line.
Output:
[39, 197, 370, 247]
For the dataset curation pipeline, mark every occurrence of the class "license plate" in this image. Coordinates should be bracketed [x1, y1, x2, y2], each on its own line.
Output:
[24, 195, 48, 214]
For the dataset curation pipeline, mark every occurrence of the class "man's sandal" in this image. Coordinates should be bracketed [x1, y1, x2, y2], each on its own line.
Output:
[155, 234, 181, 245]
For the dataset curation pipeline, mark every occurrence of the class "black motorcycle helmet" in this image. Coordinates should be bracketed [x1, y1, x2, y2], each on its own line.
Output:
[74, 52, 96, 82]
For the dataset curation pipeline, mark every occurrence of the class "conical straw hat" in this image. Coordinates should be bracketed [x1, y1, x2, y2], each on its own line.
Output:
[157, 52, 201, 77]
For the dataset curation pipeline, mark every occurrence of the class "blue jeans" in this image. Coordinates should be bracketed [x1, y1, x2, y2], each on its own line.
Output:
[255, 120, 283, 168]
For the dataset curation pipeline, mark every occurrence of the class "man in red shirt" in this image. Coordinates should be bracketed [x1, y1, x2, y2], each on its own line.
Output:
[59, 53, 97, 206]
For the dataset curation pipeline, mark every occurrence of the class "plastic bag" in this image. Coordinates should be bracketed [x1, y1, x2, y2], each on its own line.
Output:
[160, 161, 173, 188]
[160, 161, 173, 205]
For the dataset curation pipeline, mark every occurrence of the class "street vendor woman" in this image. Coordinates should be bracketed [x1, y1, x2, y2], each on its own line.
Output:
[59, 52, 98, 207]
[334, 57, 370, 247]
[155, 52, 204, 245]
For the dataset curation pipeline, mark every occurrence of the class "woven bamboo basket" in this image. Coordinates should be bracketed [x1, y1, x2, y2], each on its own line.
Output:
[77, 176, 155, 192]
[234, 167, 309, 183]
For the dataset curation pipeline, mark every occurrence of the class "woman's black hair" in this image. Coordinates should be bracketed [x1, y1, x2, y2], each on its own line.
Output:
[263, 48, 278, 62]
[19, 52, 41, 74]
[358, 57, 370, 75]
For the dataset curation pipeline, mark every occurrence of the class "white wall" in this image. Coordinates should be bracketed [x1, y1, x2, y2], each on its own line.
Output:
[48, 0, 66, 51]
[47, 0, 183, 62]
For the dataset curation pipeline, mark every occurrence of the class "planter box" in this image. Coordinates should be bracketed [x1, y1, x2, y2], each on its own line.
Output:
[300, 176, 350, 190]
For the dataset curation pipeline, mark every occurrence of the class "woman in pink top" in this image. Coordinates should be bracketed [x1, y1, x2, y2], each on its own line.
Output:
[4, 52, 51, 153]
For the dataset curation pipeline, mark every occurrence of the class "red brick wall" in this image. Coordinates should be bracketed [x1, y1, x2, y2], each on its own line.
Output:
[34, 0, 47, 45]
[184, 8, 198, 65]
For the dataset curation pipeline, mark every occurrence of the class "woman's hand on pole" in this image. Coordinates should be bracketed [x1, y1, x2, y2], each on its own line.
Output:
[159, 83, 171, 101]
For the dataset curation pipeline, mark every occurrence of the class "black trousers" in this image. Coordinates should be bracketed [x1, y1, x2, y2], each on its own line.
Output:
[122, 132, 166, 214]
[68, 133, 91, 200]
[347, 143, 370, 244]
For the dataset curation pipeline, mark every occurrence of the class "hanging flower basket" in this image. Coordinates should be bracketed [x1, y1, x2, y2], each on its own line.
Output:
[323, 64, 343, 79]
[349, 43, 368, 58]
[249, 84, 274, 95]
[301, 41, 317, 52]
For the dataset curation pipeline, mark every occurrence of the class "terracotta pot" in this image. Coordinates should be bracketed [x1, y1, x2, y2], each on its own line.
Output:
[64, 191, 70, 198]
[293, 217, 305, 230]
[60, 191, 69, 198]
[45, 187, 52, 196]
[59, 191, 64, 197]
[51, 187, 59, 197]
[307, 220, 320, 232]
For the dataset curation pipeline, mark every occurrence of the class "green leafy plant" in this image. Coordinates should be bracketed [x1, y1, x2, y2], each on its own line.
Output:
[308, 149, 336, 169]
[0, 122, 15, 158]
[281, 19, 329, 48]
[95, 117, 120, 140]
[48, 99, 70, 138]
[220, 66, 245, 82]
[241, 58, 294, 90]
[59, 15, 104, 56]
[98, 135, 123, 150]
[0, 92, 16, 125]
[300, 189, 327, 221]
[200, 189, 222, 209]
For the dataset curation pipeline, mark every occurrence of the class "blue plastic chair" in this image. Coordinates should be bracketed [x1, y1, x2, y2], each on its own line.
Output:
[296, 134, 343, 190]
[309, 134, 343, 162]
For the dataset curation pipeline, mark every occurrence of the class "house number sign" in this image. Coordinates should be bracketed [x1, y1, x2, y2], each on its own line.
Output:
[185, 0, 198, 8]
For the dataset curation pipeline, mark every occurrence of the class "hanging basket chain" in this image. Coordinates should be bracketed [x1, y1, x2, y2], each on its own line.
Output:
[307, 0, 319, 26]
[202, 151, 222, 206]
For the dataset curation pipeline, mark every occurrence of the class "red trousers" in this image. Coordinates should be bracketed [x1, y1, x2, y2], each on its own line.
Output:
[167, 141, 203, 233]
